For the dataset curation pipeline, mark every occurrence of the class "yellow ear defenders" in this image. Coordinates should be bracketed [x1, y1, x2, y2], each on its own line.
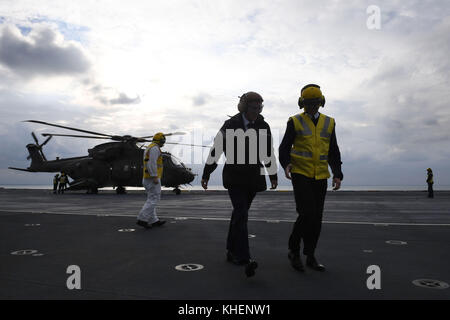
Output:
[152, 132, 166, 145]
[298, 84, 326, 109]
[238, 91, 264, 113]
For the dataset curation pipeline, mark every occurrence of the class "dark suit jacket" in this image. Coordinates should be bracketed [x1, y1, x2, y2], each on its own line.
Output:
[202, 113, 278, 192]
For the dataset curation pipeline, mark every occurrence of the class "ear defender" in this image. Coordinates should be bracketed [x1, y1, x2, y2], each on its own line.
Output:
[298, 84, 326, 109]
[238, 93, 248, 113]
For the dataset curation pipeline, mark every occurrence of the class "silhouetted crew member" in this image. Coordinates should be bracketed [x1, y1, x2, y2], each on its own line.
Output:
[137, 133, 167, 229]
[58, 172, 68, 194]
[279, 84, 343, 272]
[426, 168, 434, 198]
[53, 174, 60, 194]
[201, 92, 278, 277]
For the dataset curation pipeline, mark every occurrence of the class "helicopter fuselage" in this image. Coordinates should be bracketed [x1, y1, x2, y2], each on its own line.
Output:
[20, 141, 195, 191]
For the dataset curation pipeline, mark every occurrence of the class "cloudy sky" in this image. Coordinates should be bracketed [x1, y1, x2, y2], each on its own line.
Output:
[0, 0, 449, 188]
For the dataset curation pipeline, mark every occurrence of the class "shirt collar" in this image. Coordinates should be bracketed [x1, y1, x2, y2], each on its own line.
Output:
[305, 112, 320, 120]
[242, 113, 254, 126]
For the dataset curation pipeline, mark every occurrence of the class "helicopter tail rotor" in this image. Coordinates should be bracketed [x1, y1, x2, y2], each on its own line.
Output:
[27, 132, 51, 161]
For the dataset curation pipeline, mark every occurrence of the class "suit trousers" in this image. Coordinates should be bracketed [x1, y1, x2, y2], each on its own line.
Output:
[289, 173, 328, 256]
[227, 187, 257, 262]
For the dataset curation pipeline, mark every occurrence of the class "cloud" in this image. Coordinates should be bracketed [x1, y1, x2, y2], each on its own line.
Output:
[192, 93, 211, 106]
[1, 0, 450, 187]
[0, 24, 90, 78]
[90, 85, 141, 106]
[109, 93, 141, 105]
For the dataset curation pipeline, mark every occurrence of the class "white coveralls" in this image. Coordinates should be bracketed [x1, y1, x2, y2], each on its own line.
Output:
[137, 145, 161, 224]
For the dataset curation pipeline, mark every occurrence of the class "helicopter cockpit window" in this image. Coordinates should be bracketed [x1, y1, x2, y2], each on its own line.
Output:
[170, 155, 185, 168]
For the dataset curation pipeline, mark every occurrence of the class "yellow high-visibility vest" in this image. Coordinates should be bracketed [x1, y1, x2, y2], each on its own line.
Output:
[143, 143, 163, 179]
[290, 112, 335, 180]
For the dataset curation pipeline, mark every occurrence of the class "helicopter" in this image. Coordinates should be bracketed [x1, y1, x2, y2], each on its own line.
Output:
[8, 120, 208, 195]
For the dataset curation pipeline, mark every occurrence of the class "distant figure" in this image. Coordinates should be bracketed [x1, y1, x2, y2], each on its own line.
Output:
[58, 172, 68, 194]
[201, 92, 278, 278]
[426, 168, 434, 198]
[136, 133, 167, 229]
[53, 174, 60, 194]
[279, 84, 343, 272]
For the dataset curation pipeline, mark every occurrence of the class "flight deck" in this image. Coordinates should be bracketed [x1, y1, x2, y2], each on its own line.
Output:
[1, 189, 449, 299]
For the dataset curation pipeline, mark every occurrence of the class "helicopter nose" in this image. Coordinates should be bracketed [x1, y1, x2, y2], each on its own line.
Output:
[184, 170, 195, 184]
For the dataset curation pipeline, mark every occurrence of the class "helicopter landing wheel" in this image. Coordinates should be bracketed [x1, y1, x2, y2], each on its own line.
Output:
[173, 188, 181, 195]
[116, 186, 126, 194]
[87, 187, 98, 194]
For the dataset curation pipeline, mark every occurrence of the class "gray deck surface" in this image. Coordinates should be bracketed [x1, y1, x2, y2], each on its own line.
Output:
[1, 189, 449, 299]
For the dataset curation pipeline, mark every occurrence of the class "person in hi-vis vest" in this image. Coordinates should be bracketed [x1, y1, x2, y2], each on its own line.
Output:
[137, 133, 167, 229]
[279, 84, 343, 272]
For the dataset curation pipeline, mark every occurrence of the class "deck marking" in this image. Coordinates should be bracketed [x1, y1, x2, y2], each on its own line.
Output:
[386, 240, 407, 245]
[175, 264, 204, 271]
[2, 210, 450, 226]
[11, 249, 38, 255]
[412, 279, 449, 289]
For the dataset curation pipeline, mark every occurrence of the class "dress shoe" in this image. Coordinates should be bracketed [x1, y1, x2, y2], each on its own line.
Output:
[226, 252, 248, 265]
[245, 260, 258, 277]
[306, 256, 325, 272]
[136, 220, 152, 229]
[152, 220, 166, 227]
[288, 251, 304, 272]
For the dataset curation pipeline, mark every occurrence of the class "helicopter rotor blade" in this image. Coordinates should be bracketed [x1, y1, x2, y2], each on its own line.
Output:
[39, 148, 47, 161]
[164, 142, 211, 148]
[41, 135, 53, 146]
[42, 133, 112, 140]
[24, 120, 113, 138]
[165, 132, 186, 137]
[139, 132, 186, 139]
[139, 139, 210, 148]
[31, 132, 39, 145]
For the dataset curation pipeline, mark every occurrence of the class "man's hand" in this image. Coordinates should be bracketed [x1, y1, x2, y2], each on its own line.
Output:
[201, 179, 208, 190]
[152, 177, 159, 184]
[332, 178, 341, 191]
[270, 179, 278, 190]
[284, 164, 292, 180]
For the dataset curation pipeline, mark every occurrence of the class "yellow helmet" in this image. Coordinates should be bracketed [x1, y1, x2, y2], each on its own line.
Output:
[152, 132, 166, 144]
[298, 84, 326, 108]
[427, 168, 432, 172]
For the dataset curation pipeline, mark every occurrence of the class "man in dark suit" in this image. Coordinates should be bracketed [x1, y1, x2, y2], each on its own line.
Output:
[201, 92, 278, 277]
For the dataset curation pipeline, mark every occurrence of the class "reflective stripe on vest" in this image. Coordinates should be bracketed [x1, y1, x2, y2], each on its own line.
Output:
[143, 143, 164, 179]
[293, 114, 312, 136]
[290, 112, 335, 180]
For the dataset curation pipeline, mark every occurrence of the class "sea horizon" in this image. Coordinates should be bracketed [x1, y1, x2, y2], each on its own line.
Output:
[1, 184, 449, 191]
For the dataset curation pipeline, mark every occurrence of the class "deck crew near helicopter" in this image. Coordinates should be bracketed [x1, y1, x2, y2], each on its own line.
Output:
[53, 173, 60, 194]
[137, 133, 167, 229]
[58, 172, 69, 194]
